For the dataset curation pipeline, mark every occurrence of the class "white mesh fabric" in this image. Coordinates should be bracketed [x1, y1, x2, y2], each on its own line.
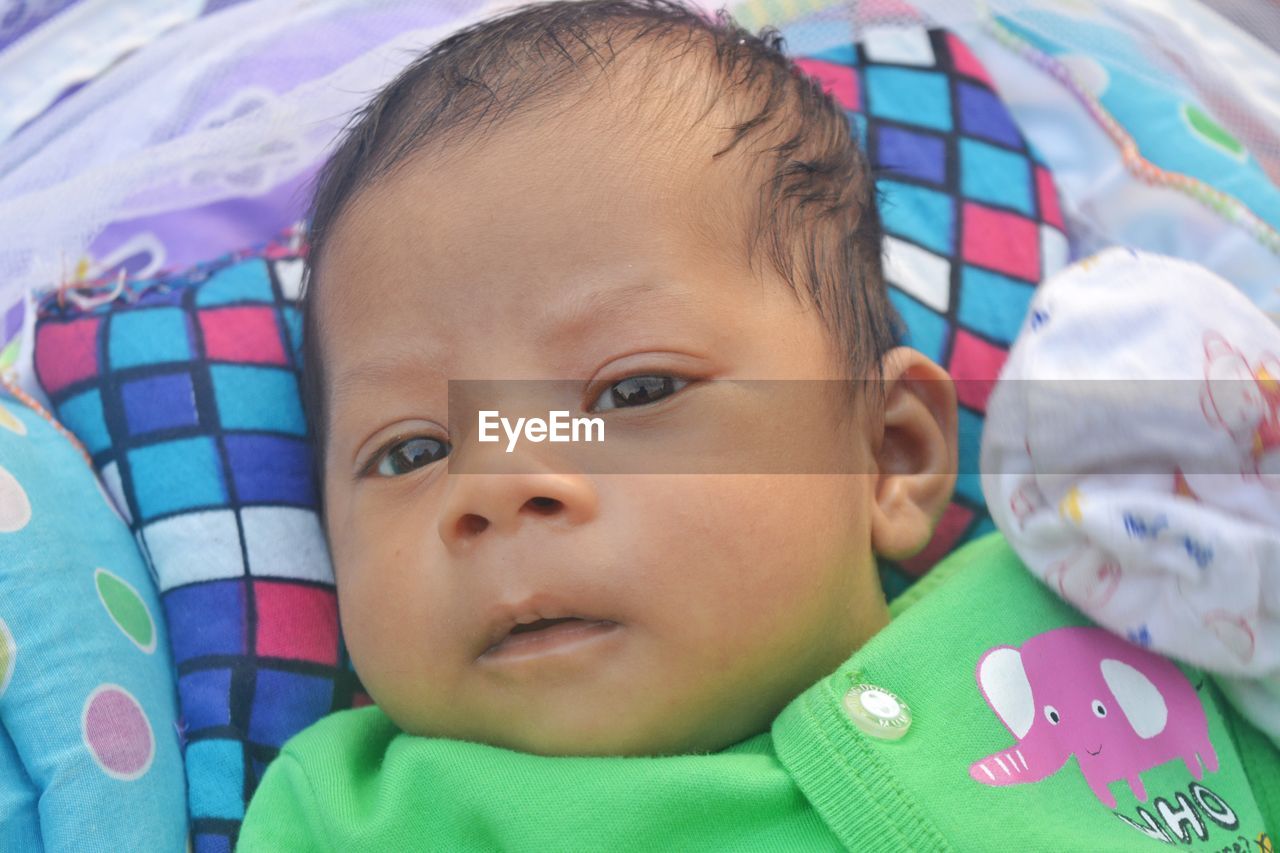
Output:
[0, 0, 500, 342]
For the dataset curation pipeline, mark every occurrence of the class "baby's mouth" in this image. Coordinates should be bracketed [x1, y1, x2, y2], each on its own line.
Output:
[509, 616, 584, 635]
[479, 616, 619, 659]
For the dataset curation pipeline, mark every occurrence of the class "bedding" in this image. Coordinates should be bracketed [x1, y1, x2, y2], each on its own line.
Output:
[0, 0, 504, 392]
[908, 0, 1280, 311]
[6, 0, 1280, 394]
[0, 0, 248, 145]
[0, 385, 187, 851]
[745, 1, 1280, 312]
[988, 9, 1280, 254]
[34, 229, 366, 853]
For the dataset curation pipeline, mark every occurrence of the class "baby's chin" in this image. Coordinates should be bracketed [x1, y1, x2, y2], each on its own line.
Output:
[388, 695, 781, 758]
[367, 626, 851, 757]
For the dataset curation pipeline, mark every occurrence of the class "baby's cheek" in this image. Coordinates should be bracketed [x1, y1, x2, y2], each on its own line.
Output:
[335, 573, 384, 672]
[648, 479, 810, 612]
[724, 477, 869, 616]
[337, 573, 435, 730]
[334, 535, 414, 656]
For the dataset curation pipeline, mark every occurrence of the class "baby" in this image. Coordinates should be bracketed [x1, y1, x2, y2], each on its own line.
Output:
[239, 0, 1278, 848]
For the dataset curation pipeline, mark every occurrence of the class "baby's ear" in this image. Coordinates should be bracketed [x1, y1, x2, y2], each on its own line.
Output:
[869, 347, 957, 561]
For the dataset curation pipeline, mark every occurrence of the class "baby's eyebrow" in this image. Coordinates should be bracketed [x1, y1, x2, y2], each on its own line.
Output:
[330, 350, 445, 409]
[330, 279, 697, 407]
[536, 278, 695, 348]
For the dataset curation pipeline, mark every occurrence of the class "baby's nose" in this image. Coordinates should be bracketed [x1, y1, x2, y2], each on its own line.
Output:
[452, 494, 563, 537]
[437, 466, 597, 548]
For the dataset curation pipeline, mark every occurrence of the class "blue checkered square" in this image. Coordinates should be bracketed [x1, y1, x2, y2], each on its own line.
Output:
[185, 739, 245, 821]
[877, 124, 947, 185]
[248, 669, 334, 749]
[957, 80, 1022, 148]
[178, 668, 234, 732]
[956, 407, 985, 506]
[960, 138, 1033, 215]
[281, 305, 303, 366]
[108, 308, 192, 369]
[889, 288, 949, 364]
[211, 365, 305, 436]
[56, 388, 111, 454]
[877, 180, 955, 255]
[165, 581, 247, 663]
[958, 266, 1036, 344]
[194, 834, 232, 853]
[224, 434, 314, 506]
[864, 66, 951, 131]
[128, 436, 227, 520]
[122, 372, 199, 436]
[195, 259, 275, 306]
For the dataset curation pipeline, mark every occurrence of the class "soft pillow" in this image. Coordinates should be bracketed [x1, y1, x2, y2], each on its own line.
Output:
[33, 229, 365, 853]
[794, 24, 1069, 593]
[0, 386, 187, 850]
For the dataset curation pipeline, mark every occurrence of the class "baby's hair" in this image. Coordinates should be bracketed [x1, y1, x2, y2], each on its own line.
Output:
[301, 0, 898, 482]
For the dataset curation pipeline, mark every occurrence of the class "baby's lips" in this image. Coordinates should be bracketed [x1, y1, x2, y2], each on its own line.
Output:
[480, 617, 620, 659]
[476, 592, 617, 658]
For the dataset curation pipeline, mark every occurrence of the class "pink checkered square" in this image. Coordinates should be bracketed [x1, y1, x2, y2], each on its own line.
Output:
[962, 202, 1041, 281]
[795, 58, 860, 112]
[34, 318, 100, 394]
[198, 307, 287, 365]
[254, 581, 339, 666]
[947, 33, 993, 85]
[949, 328, 1009, 412]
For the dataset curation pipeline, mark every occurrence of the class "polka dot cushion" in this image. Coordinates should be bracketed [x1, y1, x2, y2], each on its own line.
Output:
[33, 228, 366, 853]
[0, 388, 187, 851]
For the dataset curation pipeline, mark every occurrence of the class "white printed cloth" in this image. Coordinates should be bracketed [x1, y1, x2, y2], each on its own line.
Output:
[982, 247, 1280, 745]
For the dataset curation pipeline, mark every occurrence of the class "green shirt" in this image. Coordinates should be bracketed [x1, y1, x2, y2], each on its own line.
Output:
[239, 534, 1279, 850]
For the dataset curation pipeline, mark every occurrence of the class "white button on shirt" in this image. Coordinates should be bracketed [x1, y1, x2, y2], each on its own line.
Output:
[843, 684, 912, 740]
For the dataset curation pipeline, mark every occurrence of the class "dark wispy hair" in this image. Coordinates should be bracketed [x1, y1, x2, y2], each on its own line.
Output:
[300, 0, 898, 495]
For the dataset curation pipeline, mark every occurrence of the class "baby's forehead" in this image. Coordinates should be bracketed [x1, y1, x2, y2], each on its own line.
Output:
[321, 15, 783, 258]
[312, 24, 795, 351]
[495, 52, 760, 176]
[327, 74, 758, 270]
[324, 124, 751, 315]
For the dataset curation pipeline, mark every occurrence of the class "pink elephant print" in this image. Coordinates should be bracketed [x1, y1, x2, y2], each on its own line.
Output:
[1200, 331, 1280, 486]
[969, 626, 1218, 809]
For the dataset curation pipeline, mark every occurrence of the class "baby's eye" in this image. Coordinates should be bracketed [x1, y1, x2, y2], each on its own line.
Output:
[591, 375, 689, 412]
[374, 436, 450, 477]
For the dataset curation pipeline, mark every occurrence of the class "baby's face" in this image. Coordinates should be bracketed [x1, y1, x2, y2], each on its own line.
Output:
[317, 109, 893, 755]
